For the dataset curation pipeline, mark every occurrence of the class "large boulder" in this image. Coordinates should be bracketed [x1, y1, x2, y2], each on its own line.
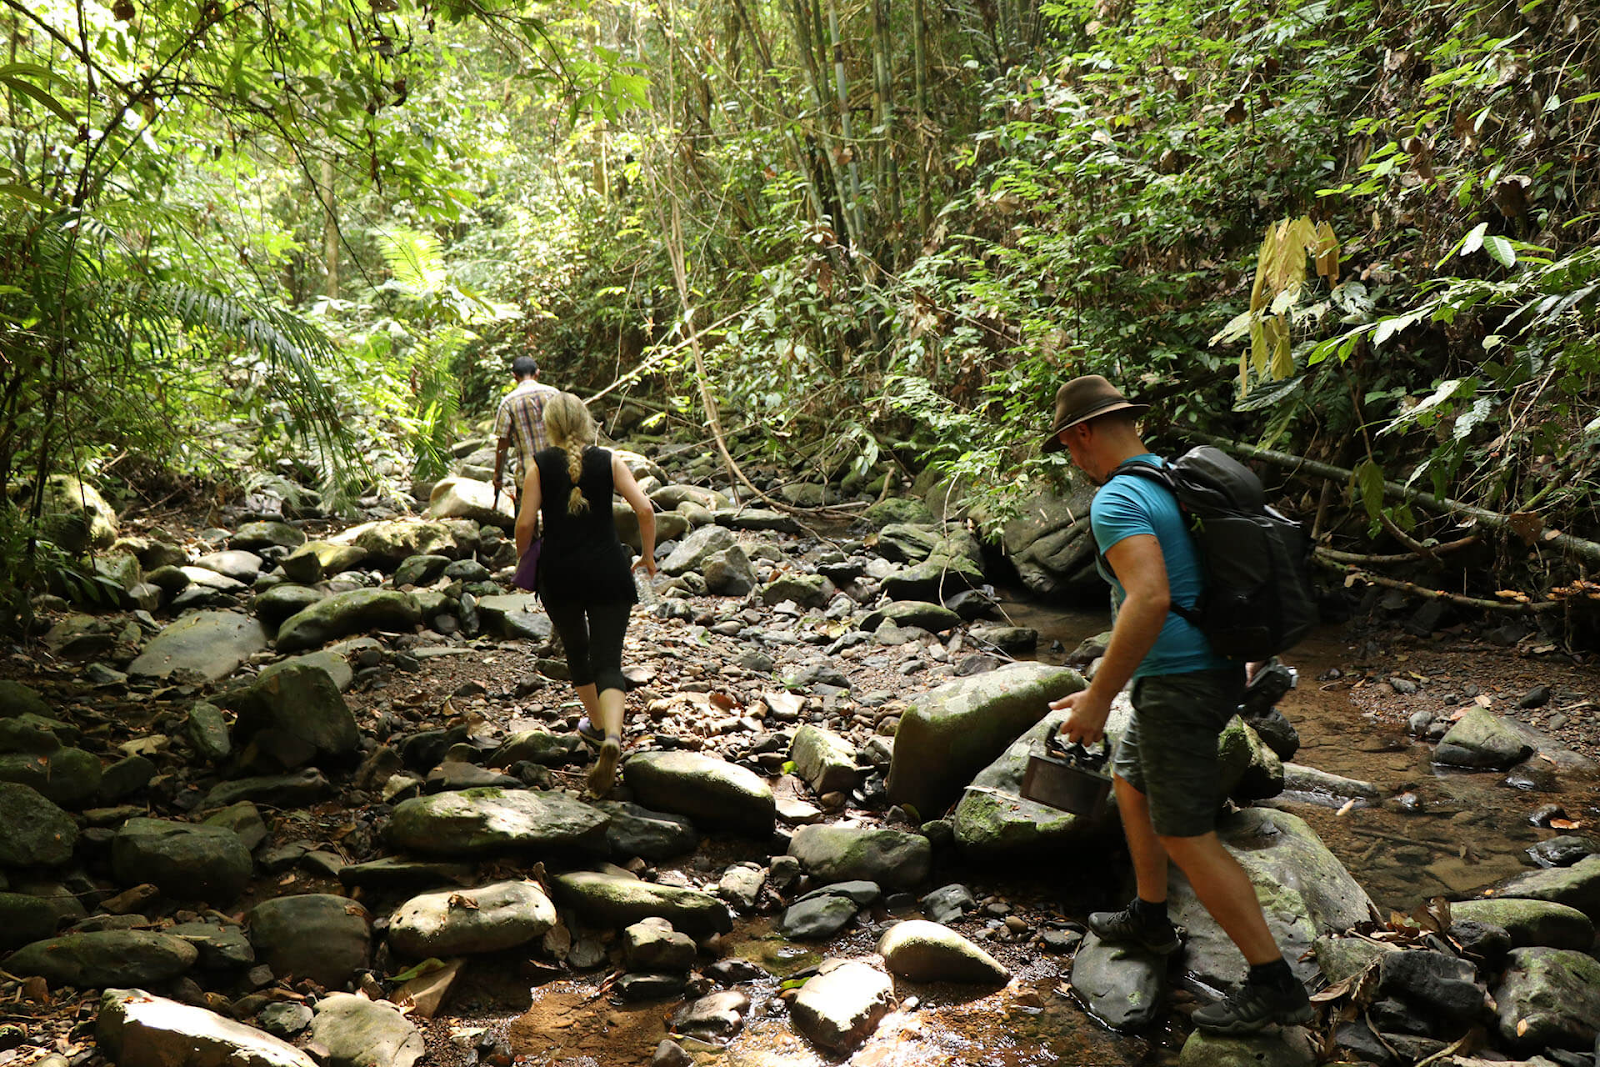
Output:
[341, 519, 458, 566]
[111, 818, 253, 903]
[387, 788, 610, 856]
[428, 476, 515, 530]
[790, 725, 860, 795]
[37, 475, 118, 553]
[788, 825, 931, 889]
[0, 744, 101, 808]
[1492, 947, 1600, 1052]
[0, 783, 78, 866]
[310, 993, 425, 1067]
[552, 870, 733, 936]
[1435, 707, 1535, 769]
[661, 524, 736, 577]
[281, 541, 369, 584]
[791, 959, 893, 1054]
[388, 880, 556, 957]
[1447, 898, 1594, 949]
[247, 895, 372, 988]
[1001, 487, 1100, 598]
[623, 751, 775, 836]
[7, 931, 198, 987]
[127, 611, 270, 683]
[1070, 931, 1166, 1030]
[877, 920, 1008, 985]
[593, 800, 701, 861]
[221, 664, 360, 771]
[887, 662, 1084, 818]
[275, 589, 422, 653]
[98, 988, 319, 1067]
[1481, 855, 1600, 921]
[231, 521, 307, 552]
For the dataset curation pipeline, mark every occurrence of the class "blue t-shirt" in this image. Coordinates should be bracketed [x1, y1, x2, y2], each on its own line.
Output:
[1091, 454, 1233, 678]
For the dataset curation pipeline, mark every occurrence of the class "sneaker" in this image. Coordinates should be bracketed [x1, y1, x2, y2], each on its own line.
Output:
[587, 737, 621, 797]
[575, 716, 605, 748]
[1087, 903, 1184, 955]
[1190, 979, 1313, 1035]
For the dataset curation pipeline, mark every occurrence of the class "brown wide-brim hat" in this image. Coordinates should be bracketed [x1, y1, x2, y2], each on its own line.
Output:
[1041, 375, 1150, 453]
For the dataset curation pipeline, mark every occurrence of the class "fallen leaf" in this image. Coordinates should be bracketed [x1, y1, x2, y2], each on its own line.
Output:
[1474, 694, 1493, 707]
[1336, 799, 1357, 817]
[1548, 818, 1582, 830]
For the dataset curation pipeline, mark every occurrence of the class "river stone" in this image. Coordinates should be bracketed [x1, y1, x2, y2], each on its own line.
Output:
[862, 498, 935, 527]
[388, 879, 556, 957]
[0, 745, 101, 808]
[281, 541, 367, 584]
[194, 549, 265, 584]
[112, 535, 186, 571]
[888, 662, 1085, 819]
[222, 663, 359, 772]
[1001, 487, 1100, 598]
[0, 680, 52, 718]
[97, 988, 319, 1067]
[1493, 947, 1600, 1051]
[1435, 707, 1535, 769]
[611, 500, 690, 552]
[252, 584, 325, 626]
[167, 921, 255, 969]
[180, 565, 247, 593]
[672, 989, 750, 1039]
[231, 521, 306, 552]
[111, 818, 253, 903]
[0, 892, 69, 951]
[788, 825, 930, 889]
[341, 519, 457, 566]
[713, 507, 800, 534]
[311, 993, 425, 1067]
[625, 917, 696, 972]
[552, 870, 733, 936]
[38, 474, 118, 553]
[877, 919, 1008, 985]
[248, 895, 372, 988]
[0, 714, 65, 754]
[488, 730, 580, 768]
[623, 751, 775, 836]
[1375, 948, 1486, 1027]
[593, 800, 701, 861]
[338, 857, 477, 892]
[128, 611, 270, 683]
[861, 600, 962, 634]
[1312, 934, 1398, 985]
[1483, 855, 1600, 920]
[1070, 930, 1166, 1030]
[704, 546, 757, 596]
[1217, 716, 1284, 803]
[202, 802, 269, 850]
[428, 476, 515, 530]
[387, 787, 610, 856]
[0, 783, 78, 866]
[1448, 898, 1595, 949]
[662, 524, 736, 576]
[1281, 763, 1382, 802]
[96, 551, 141, 591]
[791, 959, 893, 1053]
[275, 589, 422, 653]
[8, 930, 197, 986]
[759, 573, 832, 609]
[1171, 808, 1375, 991]
[393, 553, 452, 588]
[968, 624, 1038, 653]
[874, 523, 942, 564]
[475, 594, 553, 642]
[1179, 1027, 1318, 1067]
[203, 768, 331, 810]
[790, 725, 860, 795]
[782, 886, 872, 939]
[652, 484, 730, 512]
[257, 645, 359, 693]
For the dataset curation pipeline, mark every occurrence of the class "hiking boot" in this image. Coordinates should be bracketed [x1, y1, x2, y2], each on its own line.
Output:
[575, 716, 605, 749]
[1087, 903, 1184, 955]
[587, 737, 621, 797]
[1190, 979, 1313, 1035]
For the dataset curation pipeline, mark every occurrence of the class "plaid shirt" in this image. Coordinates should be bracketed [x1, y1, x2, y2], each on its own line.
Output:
[494, 380, 560, 482]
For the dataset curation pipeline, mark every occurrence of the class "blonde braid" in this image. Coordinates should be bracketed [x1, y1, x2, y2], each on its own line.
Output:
[544, 392, 596, 515]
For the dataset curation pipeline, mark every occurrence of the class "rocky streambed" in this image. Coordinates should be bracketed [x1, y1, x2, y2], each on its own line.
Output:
[2, 446, 1599, 1067]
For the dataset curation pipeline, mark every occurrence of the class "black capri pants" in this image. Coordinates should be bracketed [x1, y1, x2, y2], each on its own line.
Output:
[543, 599, 631, 695]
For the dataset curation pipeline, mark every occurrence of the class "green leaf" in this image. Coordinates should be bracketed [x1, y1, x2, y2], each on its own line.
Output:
[1353, 460, 1386, 522]
[1459, 222, 1488, 258]
[0, 72, 78, 124]
[1483, 235, 1516, 267]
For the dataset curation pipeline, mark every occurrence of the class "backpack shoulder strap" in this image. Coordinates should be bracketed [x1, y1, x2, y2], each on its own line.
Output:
[1099, 459, 1202, 626]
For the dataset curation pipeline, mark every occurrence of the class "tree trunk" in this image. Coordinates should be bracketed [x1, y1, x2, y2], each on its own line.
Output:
[788, 0, 856, 246]
[872, 0, 902, 257]
[913, 0, 931, 233]
[321, 157, 339, 300]
[828, 0, 868, 250]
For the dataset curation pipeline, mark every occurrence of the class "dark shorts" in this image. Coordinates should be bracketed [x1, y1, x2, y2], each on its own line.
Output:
[1112, 667, 1245, 839]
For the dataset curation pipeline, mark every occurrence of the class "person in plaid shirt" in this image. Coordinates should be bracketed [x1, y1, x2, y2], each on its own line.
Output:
[492, 355, 560, 510]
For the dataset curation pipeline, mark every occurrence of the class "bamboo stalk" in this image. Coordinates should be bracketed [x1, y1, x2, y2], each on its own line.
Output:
[912, 0, 931, 233]
[828, 0, 868, 248]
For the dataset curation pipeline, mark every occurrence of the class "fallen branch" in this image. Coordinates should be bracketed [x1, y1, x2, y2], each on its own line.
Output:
[1314, 556, 1563, 613]
[1314, 536, 1479, 566]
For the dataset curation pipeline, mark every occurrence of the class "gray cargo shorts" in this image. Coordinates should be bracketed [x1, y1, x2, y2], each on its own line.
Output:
[1112, 667, 1246, 838]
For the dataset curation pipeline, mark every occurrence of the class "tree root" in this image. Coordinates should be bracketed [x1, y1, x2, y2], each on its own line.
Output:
[1314, 555, 1563, 613]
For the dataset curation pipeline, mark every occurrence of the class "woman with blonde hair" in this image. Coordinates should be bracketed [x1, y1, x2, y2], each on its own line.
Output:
[514, 391, 657, 795]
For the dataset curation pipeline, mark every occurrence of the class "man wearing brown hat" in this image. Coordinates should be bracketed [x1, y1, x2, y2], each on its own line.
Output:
[1043, 375, 1312, 1035]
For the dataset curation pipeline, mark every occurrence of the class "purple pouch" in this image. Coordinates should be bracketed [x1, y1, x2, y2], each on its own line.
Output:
[513, 539, 541, 592]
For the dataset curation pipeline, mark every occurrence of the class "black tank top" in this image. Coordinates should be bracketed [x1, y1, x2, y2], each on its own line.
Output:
[534, 446, 636, 606]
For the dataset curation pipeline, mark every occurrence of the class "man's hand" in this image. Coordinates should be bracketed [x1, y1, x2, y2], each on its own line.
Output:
[1050, 687, 1113, 746]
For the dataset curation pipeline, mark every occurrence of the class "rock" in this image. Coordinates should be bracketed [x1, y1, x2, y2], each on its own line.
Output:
[1179, 1027, 1317, 1067]
[488, 730, 580, 768]
[276, 589, 422, 653]
[877, 919, 1008, 984]
[1493, 947, 1600, 1051]
[1527, 835, 1600, 869]
[1217, 716, 1284, 803]
[882, 556, 985, 603]
[166, 921, 255, 969]
[257, 644, 361, 693]
[1313, 934, 1398, 985]
[920, 884, 976, 925]
[759, 573, 832, 609]
[1375, 948, 1486, 1028]
[128, 611, 270, 683]
[97, 988, 318, 1067]
[231, 521, 307, 552]
[258, 1002, 314, 1039]
[1484, 855, 1600, 920]
[281, 541, 369, 584]
[652, 485, 731, 512]
[717, 863, 766, 909]
[388, 788, 609, 856]
[593, 800, 701, 861]
[392, 554, 453, 588]
[788, 825, 931, 889]
[1070, 931, 1166, 1029]
[1448, 898, 1595, 949]
[713, 508, 800, 534]
[624, 918, 696, 972]
[343, 519, 457, 566]
[782, 893, 862, 939]
[1435, 707, 1535, 769]
[252, 584, 325, 626]
[310, 993, 425, 1067]
[861, 600, 962, 634]
[111, 818, 253, 903]
[112, 535, 187, 571]
[623, 751, 775, 836]
[194, 549, 266, 583]
[1001, 487, 1100, 598]
[0, 892, 71, 951]
[203, 769, 331, 810]
[1280, 763, 1381, 803]
[551, 870, 732, 936]
[790, 725, 860, 795]
[427, 477, 515, 530]
[888, 662, 1085, 819]
[661, 525, 736, 576]
[968, 624, 1038, 653]
[388, 880, 556, 957]
[338, 858, 477, 892]
[203, 802, 270, 850]
[0, 744, 101, 808]
[8, 931, 197, 987]
[671, 989, 750, 1039]
[874, 524, 942, 564]
[862, 498, 935, 527]
[0, 680, 52, 718]
[791, 960, 893, 1053]
[38, 475, 118, 553]
[248, 895, 371, 988]
[475, 595, 552, 642]
[443, 558, 492, 582]
[221, 664, 360, 773]
[703, 546, 757, 596]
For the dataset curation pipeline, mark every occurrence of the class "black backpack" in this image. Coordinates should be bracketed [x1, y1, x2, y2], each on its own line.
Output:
[1104, 446, 1317, 661]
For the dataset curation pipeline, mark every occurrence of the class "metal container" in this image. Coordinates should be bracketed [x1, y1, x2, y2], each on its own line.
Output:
[1021, 735, 1112, 818]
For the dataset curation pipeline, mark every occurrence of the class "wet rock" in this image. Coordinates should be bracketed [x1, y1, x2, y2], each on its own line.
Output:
[248, 894, 372, 988]
[662, 525, 735, 576]
[393, 553, 452, 588]
[791, 959, 893, 1053]
[920, 884, 976, 924]
[1449, 898, 1594, 950]
[204, 768, 331, 810]
[1527, 835, 1600, 869]
[231, 521, 307, 553]
[310, 993, 425, 1067]
[624, 917, 696, 972]
[614, 972, 686, 1000]
[388, 880, 556, 957]
[1070, 930, 1165, 1030]
[97, 988, 318, 1067]
[194, 549, 266, 584]
[1493, 947, 1600, 1052]
[790, 725, 860, 795]
[8, 930, 197, 987]
[624, 751, 775, 836]
[427, 477, 514, 530]
[0, 743, 100, 808]
[877, 919, 1008, 984]
[551, 870, 732, 936]
[788, 825, 930, 889]
[222, 664, 359, 772]
[1376, 949, 1486, 1029]
[1486, 855, 1600, 920]
[167, 921, 255, 970]
[111, 819, 252, 903]
[760, 574, 832, 609]
[128, 611, 270, 683]
[1179, 1027, 1317, 1067]
[888, 662, 1084, 818]
[593, 800, 700, 861]
[275, 589, 422, 653]
[38, 475, 117, 553]
[1435, 707, 1535, 769]
[671, 989, 750, 1039]
[388, 788, 609, 856]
